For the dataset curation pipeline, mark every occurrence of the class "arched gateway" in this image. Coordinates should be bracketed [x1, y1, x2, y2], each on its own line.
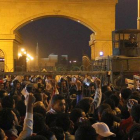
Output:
[0, 0, 118, 72]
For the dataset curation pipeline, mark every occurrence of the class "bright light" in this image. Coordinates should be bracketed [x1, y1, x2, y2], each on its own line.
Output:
[99, 51, 104, 56]
[30, 57, 34, 60]
[73, 60, 77, 63]
[27, 54, 30, 57]
[18, 53, 22, 57]
[78, 20, 80, 23]
[27, 54, 34, 60]
[18, 48, 34, 61]
[21, 48, 25, 52]
[69, 61, 71, 63]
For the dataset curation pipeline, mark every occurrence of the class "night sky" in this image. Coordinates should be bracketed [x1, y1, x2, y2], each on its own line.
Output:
[19, 0, 138, 62]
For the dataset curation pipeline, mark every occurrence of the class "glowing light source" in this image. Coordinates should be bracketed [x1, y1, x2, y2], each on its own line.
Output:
[21, 48, 25, 52]
[18, 53, 22, 57]
[99, 51, 104, 56]
[18, 48, 34, 61]
[30, 57, 34, 60]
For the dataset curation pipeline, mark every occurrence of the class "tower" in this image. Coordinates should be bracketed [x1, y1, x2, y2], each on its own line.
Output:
[35, 42, 39, 68]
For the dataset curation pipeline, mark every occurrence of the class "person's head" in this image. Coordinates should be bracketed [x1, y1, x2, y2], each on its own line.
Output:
[24, 135, 48, 140]
[51, 95, 66, 113]
[0, 128, 8, 140]
[131, 104, 140, 123]
[110, 94, 120, 107]
[70, 108, 86, 124]
[76, 98, 92, 114]
[24, 76, 29, 81]
[75, 125, 97, 140]
[0, 84, 4, 90]
[101, 109, 114, 128]
[0, 108, 15, 130]
[0, 90, 8, 99]
[92, 122, 116, 140]
[16, 82, 21, 89]
[128, 123, 140, 140]
[103, 99, 115, 110]
[33, 103, 46, 118]
[1, 96, 15, 109]
[101, 85, 111, 94]
[104, 91, 113, 99]
[121, 88, 132, 101]
[50, 127, 64, 140]
[4, 81, 10, 88]
[98, 104, 111, 121]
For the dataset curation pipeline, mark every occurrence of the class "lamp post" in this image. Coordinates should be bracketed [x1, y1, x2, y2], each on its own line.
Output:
[18, 48, 34, 72]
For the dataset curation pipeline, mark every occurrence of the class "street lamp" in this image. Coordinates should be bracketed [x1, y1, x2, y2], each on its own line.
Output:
[18, 48, 34, 71]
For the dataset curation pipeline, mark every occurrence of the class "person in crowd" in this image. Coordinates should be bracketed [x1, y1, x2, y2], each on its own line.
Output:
[50, 127, 65, 140]
[97, 104, 111, 121]
[92, 122, 116, 140]
[1, 74, 140, 140]
[0, 128, 8, 140]
[75, 125, 97, 140]
[1, 96, 15, 109]
[0, 93, 35, 140]
[33, 102, 47, 118]
[128, 123, 140, 140]
[119, 99, 138, 134]
[47, 94, 66, 114]
[11, 82, 22, 96]
[54, 113, 74, 140]
[101, 85, 112, 94]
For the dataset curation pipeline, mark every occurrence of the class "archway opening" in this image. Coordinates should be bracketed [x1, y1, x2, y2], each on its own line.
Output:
[17, 17, 93, 71]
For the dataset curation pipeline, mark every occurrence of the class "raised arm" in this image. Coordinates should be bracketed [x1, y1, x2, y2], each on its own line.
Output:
[92, 78, 102, 109]
[16, 93, 35, 140]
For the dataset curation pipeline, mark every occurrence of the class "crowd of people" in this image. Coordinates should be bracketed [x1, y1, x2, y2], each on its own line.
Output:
[0, 74, 139, 140]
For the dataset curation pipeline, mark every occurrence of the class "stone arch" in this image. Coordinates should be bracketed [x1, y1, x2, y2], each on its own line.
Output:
[0, 0, 117, 72]
[11, 12, 100, 34]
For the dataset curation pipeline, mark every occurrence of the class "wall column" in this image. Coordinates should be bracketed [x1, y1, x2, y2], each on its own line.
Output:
[0, 34, 22, 72]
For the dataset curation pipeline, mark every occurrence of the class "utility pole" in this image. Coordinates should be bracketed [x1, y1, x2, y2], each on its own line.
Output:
[138, 0, 140, 29]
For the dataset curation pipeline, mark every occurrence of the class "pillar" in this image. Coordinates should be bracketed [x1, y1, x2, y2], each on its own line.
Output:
[0, 34, 22, 72]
